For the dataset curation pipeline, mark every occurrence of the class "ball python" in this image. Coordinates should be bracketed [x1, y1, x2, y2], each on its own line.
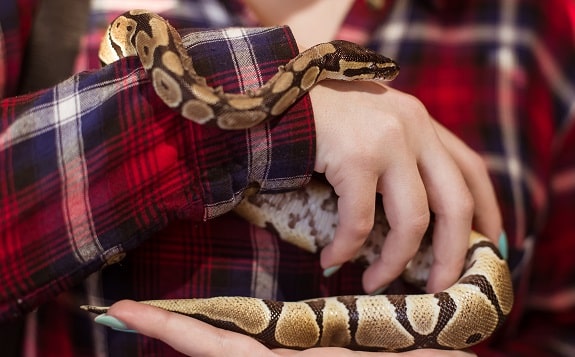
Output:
[97, 9, 399, 130]
[83, 182, 514, 351]
[84, 10, 514, 352]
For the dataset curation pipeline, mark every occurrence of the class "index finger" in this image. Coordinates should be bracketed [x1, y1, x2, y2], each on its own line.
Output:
[418, 143, 473, 293]
[361, 155, 430, 294]
[431, 120, 502, 243]
[320, 172, 378, 272]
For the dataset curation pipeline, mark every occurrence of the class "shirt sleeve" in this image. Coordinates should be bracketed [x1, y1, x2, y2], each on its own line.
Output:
[0, 26, 315, 321]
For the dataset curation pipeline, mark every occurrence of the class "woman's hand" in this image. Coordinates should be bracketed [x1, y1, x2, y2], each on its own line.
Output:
[310, 81, 501, 294]
[103, 300, 477, 357]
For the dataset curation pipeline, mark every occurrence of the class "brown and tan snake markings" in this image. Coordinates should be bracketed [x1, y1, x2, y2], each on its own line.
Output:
[85, 10, 513, 352]
[98, 10, 399, 129]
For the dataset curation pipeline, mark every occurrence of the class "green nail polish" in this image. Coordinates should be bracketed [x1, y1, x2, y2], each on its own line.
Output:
[370, 286, 387, 296]
[95, 314, 138, 333]
[323, 265, 342, 278]
[498, 231, 508, 261]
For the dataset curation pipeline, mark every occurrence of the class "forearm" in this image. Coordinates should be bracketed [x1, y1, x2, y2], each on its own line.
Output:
[0, 26, 315, 320]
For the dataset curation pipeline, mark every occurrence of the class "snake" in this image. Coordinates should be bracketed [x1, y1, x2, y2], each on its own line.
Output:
[97, 10, 399, 129]
[83, 10, 514, 352]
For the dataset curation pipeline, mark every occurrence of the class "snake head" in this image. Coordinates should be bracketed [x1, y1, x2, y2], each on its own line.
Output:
[99, 14, 140, 64]
[366, 61, 400, 80]
[327, 40, 400, 81]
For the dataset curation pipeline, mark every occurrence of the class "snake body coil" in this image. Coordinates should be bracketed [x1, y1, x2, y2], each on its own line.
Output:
[98, 10, 399, 129]
[83, 182, 513, 351]
[84, 10, 514, 352]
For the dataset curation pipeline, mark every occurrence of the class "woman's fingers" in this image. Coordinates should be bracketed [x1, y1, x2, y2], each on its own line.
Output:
[418, 140, 474, 292]
[320, 172, 378, 273]
[361, 148, 430, 293]
[311, 81, 501, 293]
[432, 120, 502, 243]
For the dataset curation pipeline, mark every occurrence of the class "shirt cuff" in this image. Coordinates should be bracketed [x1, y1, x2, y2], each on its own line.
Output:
[176, 27, 316, 219]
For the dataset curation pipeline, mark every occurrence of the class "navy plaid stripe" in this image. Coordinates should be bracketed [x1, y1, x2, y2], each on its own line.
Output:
[0, 22, 314, 324]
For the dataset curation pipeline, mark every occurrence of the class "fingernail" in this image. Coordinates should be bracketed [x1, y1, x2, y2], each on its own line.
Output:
[95, 314, 138, 333]
[498, 231, 508, 261]
[370, 286, 388, 296]
[323, 265, 342, 278]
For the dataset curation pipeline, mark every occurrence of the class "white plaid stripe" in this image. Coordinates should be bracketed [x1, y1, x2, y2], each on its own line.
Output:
[196, 27, 311, 218]
[249, 224, 280, 300]
[497, 0, 528, 244]
[0, 70, 145, 149]
[54, 75, 101, 262]
[375, 0, 575, 245]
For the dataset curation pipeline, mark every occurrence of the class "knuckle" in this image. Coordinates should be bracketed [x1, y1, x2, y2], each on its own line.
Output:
[397, 93, 430, 121]
[456, 190, 475, 219]
[378, 94, 432, 144]
[405, 94, 429, 116]
[336, 214, 374, 249]
[432, 190, 474, 225]
[377, 114, 407, 146]
[351, 217, 375, 238]
[410, 210, 431, 234]
[396, 210, 430, 237]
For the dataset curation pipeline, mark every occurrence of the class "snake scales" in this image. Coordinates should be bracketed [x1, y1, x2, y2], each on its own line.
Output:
[82, 10, 514, 352]
[97, 10, 399, 129]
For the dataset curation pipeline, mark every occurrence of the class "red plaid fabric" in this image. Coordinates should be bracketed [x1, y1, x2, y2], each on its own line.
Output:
[0, 0, 38, 97]
[0, 2, 316, 355]
[344, 1, 575, 355]
[1, 0, 574, 356]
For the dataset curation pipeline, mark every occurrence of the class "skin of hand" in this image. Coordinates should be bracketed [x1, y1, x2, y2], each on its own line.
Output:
[245, 0, 501, 294]
[106, 300, 478, 357]
[309, 80, 502, 294]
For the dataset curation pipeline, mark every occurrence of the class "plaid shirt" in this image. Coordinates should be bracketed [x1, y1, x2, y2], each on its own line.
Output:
[1, 0, 574, 356]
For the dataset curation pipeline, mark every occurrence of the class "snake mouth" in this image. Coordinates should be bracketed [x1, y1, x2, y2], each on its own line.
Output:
[343, 62, 400, 81]
[375, 63, 400, 80]
[370, 60, 400, 79]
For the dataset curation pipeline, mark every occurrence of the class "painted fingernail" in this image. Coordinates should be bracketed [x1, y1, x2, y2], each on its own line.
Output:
[323, 265, 342, 278]
[370, 286, 388, 296]
[498, 231, 508, 261]
[95, 314, 138, 333]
